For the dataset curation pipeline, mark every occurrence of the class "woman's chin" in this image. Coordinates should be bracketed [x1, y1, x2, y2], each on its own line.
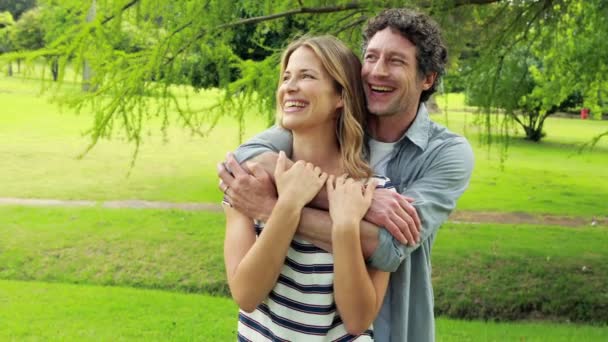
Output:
[281, 118, 304, 131]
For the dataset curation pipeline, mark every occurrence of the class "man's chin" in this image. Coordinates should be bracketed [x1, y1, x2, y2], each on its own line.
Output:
[368, 106, 396, 117]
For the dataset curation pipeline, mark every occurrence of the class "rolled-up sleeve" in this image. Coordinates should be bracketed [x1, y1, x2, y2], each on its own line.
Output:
[368, 137, 474, 272]
[233, 125, 293, 163]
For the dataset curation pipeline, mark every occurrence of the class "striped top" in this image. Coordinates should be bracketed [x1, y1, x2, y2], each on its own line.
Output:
[237, 176, 394, 342]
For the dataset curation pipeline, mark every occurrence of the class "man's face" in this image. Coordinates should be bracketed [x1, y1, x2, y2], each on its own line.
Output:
[361, 27, 432, 118]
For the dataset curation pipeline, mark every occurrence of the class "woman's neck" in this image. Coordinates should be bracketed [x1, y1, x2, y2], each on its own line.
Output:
[291, 124, 343, 175]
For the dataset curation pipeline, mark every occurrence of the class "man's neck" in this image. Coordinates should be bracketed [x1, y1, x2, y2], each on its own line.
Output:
[367, 105, 419, 143]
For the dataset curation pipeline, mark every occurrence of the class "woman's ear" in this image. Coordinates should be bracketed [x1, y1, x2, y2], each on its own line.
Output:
[336, 90, 345, 110]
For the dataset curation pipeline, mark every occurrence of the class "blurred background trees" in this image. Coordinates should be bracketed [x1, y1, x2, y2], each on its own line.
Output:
[0, 0, 605, 148]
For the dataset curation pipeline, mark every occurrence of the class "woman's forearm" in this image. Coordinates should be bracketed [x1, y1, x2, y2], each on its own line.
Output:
[332, 221, 384, 335]
[229, 199, 302, 312]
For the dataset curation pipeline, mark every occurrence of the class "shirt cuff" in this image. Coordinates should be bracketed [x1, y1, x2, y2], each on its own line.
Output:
[367, 228, 404, 272]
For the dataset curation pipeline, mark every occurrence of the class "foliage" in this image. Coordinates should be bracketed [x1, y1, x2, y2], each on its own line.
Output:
[9, 7, 44, 51]
[0, 10, 14, 28]
[0, 11, 14, 52]
[463, 0, 608, 142]
[0, 0, 36, 20]
[0, 0, 606, 152]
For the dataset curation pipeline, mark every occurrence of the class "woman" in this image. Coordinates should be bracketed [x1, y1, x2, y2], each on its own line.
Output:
[223, 36, 390, 341]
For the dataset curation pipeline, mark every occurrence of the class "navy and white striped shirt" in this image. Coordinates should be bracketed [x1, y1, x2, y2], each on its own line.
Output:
[237, 176, 394, 342]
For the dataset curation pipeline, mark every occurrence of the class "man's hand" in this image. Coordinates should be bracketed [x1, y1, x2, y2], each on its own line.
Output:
[364, 188, 421, 245]
[217, 153, 278, 221]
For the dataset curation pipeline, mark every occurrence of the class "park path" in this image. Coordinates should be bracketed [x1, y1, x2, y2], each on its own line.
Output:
[1, 197, 605, 227]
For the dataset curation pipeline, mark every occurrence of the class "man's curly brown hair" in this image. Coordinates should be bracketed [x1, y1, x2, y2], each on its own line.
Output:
[363, 8, 447, 103]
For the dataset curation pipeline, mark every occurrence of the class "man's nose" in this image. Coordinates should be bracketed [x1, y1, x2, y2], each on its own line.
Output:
[371, 58, 389, 77]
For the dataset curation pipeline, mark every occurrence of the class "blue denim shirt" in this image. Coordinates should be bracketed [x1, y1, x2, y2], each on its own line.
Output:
[233, 104, 474, 341]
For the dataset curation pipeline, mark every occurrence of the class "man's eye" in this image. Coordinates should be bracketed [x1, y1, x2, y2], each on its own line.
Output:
[364, 55, 377, 61]
[392, 59, 405, 65]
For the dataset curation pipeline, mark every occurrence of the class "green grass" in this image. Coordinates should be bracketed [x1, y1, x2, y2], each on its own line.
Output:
[0, 279, 237, 341]
[2, 75, 608, 217]
[0, 75, 267, 203]
[436, 318, 608, 341]
[429, 108, 608, 216]
[433, 223, 608, 322]
[2, 279, 606, 341]
[0, 206, 228, 295]
[1, 206, 606, 322]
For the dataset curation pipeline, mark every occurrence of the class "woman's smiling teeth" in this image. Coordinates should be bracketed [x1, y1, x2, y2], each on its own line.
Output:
[284, 100, 308, 111]
[370, 85, 395, 93]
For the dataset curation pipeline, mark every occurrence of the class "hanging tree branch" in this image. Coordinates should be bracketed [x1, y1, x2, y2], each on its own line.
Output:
[101, 0, 141, 24]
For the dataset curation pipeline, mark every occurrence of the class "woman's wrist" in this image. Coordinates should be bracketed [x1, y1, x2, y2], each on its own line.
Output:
[274, 197, 305, 215]
[332, 219, 360, 234]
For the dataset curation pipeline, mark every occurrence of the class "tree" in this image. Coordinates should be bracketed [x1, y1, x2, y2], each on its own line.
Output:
[2, 0, 605, 153]
[463, 0, 607, 142]
[10, 7, 44, 50]
[0, 11, 15, 75]
[0, 0, 36, 20]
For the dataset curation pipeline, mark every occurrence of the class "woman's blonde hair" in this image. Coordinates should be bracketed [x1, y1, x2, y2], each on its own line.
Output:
[277, 35, 371, 178]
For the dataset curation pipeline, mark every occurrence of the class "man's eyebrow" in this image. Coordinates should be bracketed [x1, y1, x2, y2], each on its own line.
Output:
[365, 48, 409, 59]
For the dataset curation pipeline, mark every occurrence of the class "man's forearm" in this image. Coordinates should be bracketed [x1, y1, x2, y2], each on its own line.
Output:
[297, 207, 379, 258]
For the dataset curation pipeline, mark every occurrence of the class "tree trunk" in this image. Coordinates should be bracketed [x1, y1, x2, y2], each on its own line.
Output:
[523, 115, 545, 142]
[83, 0, 96, 91]
[51, 58, 59, 81]
[524, 126, 543, 141]
[7, 62, 12, 76]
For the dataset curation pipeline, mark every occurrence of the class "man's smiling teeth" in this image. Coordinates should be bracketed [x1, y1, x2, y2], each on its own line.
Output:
[285, 100, 307, 108]
[371, 85, 395, 92]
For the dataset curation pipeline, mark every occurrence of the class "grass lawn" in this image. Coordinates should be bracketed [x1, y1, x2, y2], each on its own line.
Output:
[0, 206, 228, 295]
[432, 98, 608, 217]
[1, 206, 606, 322]
[0, 75, 267, 203]
[2, 75, 608, 217]
[0, 279, 236, 341]
[2, 72, 608, 339]
[2, 279, 606, 341]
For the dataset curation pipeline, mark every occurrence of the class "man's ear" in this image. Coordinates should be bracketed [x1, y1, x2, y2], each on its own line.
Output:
[421, 72, 437, 91]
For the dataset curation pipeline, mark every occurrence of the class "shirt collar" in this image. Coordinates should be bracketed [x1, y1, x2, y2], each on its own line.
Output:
[396, 103, 431, 151]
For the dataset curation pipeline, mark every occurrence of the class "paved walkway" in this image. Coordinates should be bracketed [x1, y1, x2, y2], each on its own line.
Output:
[1, 197, 605, 227]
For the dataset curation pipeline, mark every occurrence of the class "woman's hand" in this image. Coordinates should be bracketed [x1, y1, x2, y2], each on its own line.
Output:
[274, 151, 328, 209]
[327, 175, 376, 228]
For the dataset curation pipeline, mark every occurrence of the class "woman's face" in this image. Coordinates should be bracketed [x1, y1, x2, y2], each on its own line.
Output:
[278, 46, 343, 132]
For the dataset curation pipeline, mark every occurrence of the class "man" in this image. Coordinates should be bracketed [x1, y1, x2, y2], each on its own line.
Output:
[218, 8, 474, 341]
